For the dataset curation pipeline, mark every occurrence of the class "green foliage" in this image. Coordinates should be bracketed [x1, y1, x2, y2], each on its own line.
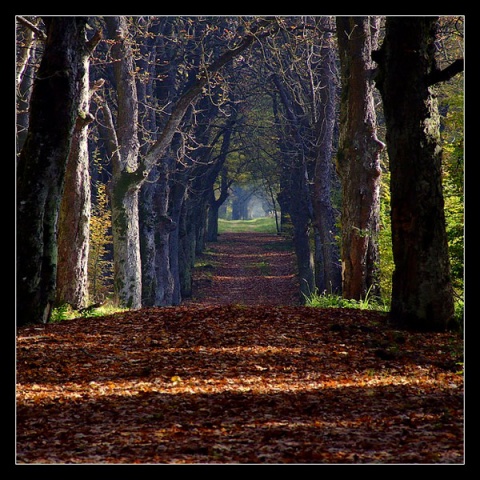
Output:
[50, 304, 77, 322]
[88, 150, 114, 303]
[304, 287, 389, 312]
[378, 168, 394, 305]
[438, 77, 464, 296]
[51, 302, 126, 322]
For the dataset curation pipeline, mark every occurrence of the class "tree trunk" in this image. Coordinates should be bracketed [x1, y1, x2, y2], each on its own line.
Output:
[312, 18, 342, 294]
[153, 156, 176, 306]
[373, 17, 458, 330]
[272, 73, 315, 299]
[336, 16, 384, 300]
[17, 17, 88, 326]
[105, 17, 143, 309]
[16, 18, 40, 156]
[111, 177, 142, 309]
[56, 36, 99, 309]
[169, 174, 188, 305]
[139, 170, 158, 306]
[207, 195, 221, 243]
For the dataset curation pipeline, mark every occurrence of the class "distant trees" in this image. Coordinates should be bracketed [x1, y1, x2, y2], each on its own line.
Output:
[267, 18, 342, 298]
[16, 16, 464, 331]
[96, 17, 277, 308]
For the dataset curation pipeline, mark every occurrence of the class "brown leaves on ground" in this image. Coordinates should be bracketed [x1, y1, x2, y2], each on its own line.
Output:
[16, 233, 463, 464]
[183, 232, 301, 306]
[17, 306, 463, 464]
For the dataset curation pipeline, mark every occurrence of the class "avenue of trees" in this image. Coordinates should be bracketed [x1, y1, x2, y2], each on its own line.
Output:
[16, 16, 464, 331]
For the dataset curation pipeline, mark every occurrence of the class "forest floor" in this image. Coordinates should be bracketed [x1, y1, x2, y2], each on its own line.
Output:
[16, 231, 464, 464]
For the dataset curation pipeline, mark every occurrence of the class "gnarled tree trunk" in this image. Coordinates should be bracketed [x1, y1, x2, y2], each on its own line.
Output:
[336, 16, 384, 300]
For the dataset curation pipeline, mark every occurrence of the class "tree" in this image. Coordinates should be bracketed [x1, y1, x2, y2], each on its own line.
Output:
[17, 17, 90, 326]
[336, 16, 384, 301]
[16, 16, 44, 156]
[103, 16, 143, 309]
[267, 19, 342, 299]
[56, 30, 101, 309]
[373, 17, 463, 330]
[312, 17, 342, 294]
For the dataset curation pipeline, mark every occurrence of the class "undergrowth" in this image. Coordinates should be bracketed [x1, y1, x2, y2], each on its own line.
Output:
[304, 287, 390, 312]
[51, 302, 126, 322]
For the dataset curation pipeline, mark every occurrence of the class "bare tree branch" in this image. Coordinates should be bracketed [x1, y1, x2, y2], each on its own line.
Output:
[16, 16, 47, 41]
[428, 58, 464, 85]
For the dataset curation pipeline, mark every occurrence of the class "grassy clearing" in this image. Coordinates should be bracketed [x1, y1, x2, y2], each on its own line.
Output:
[218, 217, 277, 234]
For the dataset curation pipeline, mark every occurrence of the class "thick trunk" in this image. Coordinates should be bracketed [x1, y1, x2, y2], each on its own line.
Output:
[169, 177, 188, 305]
[207, 201, 220, 243]
[111, 177, 142, 308]
[153, 157, 176, 306]
[374, 17, 456, 330]
[336, 16, 383, 300]
[56, 50, 94, 309]
[179, 200, 197, 298]
[17, 17, 88, 326]
[106, 17, 143, 309]
[139, 172, 158, 306]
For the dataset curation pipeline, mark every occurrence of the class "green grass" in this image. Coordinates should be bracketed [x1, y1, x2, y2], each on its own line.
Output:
[304, 288, 390, 312]
[51, 302, 127, 322]
[218, 217, 277, 234]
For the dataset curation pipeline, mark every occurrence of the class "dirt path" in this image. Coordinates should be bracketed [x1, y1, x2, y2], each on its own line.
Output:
[184, 232, 301, 306]
[16, 233, 464, 464]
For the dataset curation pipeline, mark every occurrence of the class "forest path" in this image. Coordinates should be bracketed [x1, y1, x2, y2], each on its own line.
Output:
[16, 231, 463, 464]
[17, 304, 463, 463]
[184, 232, 301, 306]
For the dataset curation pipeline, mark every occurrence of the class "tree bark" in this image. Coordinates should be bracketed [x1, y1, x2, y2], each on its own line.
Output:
[105, 17, 143, 309]
[336, 16, 384, 300]
[56, 31, 100, 309]
[374, 17, 458, 330]
[312, 18, 342, 294]
[17, 17, 88, 326]
[272, 73, 315, 299]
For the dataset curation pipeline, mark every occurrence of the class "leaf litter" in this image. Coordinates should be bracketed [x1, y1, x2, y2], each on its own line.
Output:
[16, 233, 464, 464]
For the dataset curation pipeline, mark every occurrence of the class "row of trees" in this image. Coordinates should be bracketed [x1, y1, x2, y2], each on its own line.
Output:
[16, 16, 463, 331]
